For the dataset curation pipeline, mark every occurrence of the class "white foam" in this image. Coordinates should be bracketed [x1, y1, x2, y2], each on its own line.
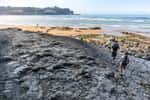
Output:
[132, 20, 145, 23]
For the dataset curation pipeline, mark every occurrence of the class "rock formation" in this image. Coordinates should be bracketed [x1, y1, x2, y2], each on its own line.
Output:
[0, 28, 150, 100]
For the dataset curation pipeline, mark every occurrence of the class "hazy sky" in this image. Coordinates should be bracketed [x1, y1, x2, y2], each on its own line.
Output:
[0, 0, 150, 14]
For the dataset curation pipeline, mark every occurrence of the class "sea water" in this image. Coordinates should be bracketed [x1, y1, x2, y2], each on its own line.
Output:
[0, 14, 150, 36]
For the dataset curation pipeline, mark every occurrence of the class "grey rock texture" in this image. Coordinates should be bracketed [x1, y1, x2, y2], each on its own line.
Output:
[0, 28, 150, 100]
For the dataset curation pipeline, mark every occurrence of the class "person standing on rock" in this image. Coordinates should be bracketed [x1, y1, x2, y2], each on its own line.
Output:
[119, 52, 130, 75]
[111, 39, 120, 61]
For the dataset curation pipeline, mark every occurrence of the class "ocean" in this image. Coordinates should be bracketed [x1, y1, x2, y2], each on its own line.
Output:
[0, 14, 150, 36]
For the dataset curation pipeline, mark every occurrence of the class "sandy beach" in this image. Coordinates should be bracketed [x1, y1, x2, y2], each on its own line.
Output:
[0, 25, 102, 36]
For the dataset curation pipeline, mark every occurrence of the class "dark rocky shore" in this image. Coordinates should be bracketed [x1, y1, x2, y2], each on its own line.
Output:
[0, 28, 150, 100]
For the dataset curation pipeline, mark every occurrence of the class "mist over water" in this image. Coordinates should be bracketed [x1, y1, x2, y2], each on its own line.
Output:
[1, 14, 150, 36]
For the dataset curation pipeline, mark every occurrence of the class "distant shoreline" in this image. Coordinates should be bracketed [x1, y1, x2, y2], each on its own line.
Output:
[0, 6, 74, 15]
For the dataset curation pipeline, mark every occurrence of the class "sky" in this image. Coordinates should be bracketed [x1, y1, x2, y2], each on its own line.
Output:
[0, 0, 150, 14]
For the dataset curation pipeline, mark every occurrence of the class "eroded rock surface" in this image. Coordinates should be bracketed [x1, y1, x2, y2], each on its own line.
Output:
[0, 28, 150, 100]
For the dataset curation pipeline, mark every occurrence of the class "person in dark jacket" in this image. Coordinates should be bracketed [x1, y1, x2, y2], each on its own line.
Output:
[111, 40, 120, 60]
[119, 52, 130, 75]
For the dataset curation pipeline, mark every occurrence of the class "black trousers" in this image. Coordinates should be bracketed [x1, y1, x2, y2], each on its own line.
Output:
[112, 51, 117, 60]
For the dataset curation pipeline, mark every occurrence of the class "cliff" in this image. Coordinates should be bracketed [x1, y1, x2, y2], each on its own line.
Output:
[0, 6, 74, 15]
